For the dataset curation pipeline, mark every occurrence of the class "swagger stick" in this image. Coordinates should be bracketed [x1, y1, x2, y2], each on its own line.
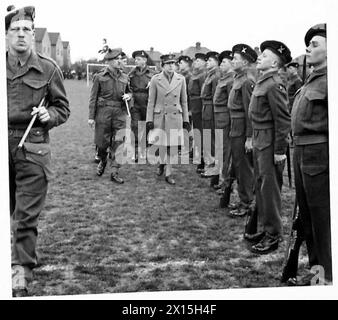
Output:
[18, 97, 46, 149]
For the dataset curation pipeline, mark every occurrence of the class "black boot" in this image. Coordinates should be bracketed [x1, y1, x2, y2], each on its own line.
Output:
[96, 159, 107, 176]
[210, 175, 219, 188]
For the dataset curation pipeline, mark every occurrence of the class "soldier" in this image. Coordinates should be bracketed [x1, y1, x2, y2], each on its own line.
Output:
[188, 53, 207, 173]
[146, 54, 190, 185]
[286, 61, 303, 111]
[227, 44, 256, 217]
[200, 51, 221, 188]
[246, 41, 292, 254]
[212, 51, 235, 204]
[129, 50, 156, 162]
[6, 5, 70, 296]
[291, 24, 331, 285]
[178, 55, 192, 88]
[88, 48, 132, 184]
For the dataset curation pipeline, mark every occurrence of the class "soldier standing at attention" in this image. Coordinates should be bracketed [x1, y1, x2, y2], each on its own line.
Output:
[188, 53, 207, 173]
[246, 41, 292, 254]
[88, 48, 132, 184]
[6, 5, 70, 296]
[129, 50, 156, 162]
[292, 24, 331, 285]
[200, 51, 220, 188]
[212, 50, 234, 195]
[286, 61, 303, 112]
[227, 44, 256, 217]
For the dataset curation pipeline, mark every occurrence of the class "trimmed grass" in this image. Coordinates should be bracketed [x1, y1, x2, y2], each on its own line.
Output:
[29, 80, 307, 296]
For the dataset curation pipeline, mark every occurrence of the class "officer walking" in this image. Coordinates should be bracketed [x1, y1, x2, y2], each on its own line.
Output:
[200, 51, 221, 188]
[227, 44, 256, 217]
[246, 40, 292, 254]
[88, 48, 132, 184]
[212, 50, 235, 197]
[6, 5, 70, 296]
[291, 24, 331, 285]
[188, 53, 207, 173]
[129, 50, 156, 162]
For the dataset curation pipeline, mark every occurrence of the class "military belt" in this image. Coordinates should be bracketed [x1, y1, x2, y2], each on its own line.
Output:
[133, 89, 148, 93]
[294, 134, 328, 145]
[8, 126, 44, 138]
[98, 100, 122, 108]
[230, 111, 245, 119]
[252, 123, 274, 130]
[190, 96, 202, 101]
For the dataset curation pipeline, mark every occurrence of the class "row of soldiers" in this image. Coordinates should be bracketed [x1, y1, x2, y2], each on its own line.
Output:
[89, 24, 329, 285]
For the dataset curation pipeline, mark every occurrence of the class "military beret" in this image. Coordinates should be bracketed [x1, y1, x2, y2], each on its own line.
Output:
[205, 51, 220, 62]
[195, 53, 206, 60]
[104, 48, 123, 60]
[218, 50, 233, 63]
[286, 61, 299, 68]
[260, 40, 292, 65]
[5, 5, 35, 31]
[304, 23, 326, 46]
[232, 44, 257, 63]
[177, 55, 192, 64]
[132, 50, 149, 59]
[160, 54, 177, 64]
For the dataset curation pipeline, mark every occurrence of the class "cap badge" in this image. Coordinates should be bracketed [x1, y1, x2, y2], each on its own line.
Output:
[241, 47, 247, 53]
[278, 45, 285, 54]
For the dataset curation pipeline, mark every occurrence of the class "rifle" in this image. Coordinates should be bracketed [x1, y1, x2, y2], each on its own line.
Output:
[281, 197, 304, 284]
[286, 145, 292, 188]
[244, 204, 258, 236]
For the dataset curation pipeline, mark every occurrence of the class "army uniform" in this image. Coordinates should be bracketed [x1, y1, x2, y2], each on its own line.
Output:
[228, 45, 256, 212]
[287, 72, 303, 111]
[200, 52, 220, 173]
[88, 55, 130, 179]
[7, 6, 70, 295]
[248, 42, 291, 252]
[188, 57, 206, 168]
[213, 51, 234, 191]
[129, 57, 156, 159]
[291, 24, 331, 282]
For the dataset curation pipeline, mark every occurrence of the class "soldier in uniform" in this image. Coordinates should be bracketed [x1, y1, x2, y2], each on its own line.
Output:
[88, 48, 132, 184]
[212, 51, 236, 205]
[200, 51, 221, 187]
[6, 5, 70, 296]
[227, 44, 256, 217]
[188, 53, 207, 173]
[178, 55, 192, 87]
[286, 61, 303, 111]
[291, 24, 331, 285]
[129, 50, 156, 162]
[146, 54, 190, 185]
[246, 41, 292, 254]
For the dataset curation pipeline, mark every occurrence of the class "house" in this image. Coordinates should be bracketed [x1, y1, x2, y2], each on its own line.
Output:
[48, 32, 63, 67]
[145, 47, 162, 69]
[62, 41, 71, 69]
[182, 42, 211, 58]
[34, 28, 51, 57]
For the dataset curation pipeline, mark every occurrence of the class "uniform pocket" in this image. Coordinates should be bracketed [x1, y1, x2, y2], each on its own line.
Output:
[301, 90, 327, 121]
[27, 127, 48, 143]
[22, 78, 47, 104]
[214, 111, 230, 129]
[230, 118, 245, 137]
[302, 143, 329, 176]
[253, 129, 273, 151]
[23, 142, 53, 181]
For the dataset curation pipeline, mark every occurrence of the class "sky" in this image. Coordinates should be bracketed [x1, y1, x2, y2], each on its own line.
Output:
[4, 0, 335, 63]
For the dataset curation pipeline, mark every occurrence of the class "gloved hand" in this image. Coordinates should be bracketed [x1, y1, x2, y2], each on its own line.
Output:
[146, 121, 154, 137]
[183, 121, 191, 132]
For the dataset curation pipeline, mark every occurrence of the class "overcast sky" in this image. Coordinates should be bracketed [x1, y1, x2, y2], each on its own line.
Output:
[5, 0, 335, 63]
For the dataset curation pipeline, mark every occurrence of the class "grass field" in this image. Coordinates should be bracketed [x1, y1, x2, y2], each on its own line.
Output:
[28, 79, 309, 296]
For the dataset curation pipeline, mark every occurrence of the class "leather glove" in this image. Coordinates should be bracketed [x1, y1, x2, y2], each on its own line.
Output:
[183, 121, 191, 132]
[146, 121, 154, 137]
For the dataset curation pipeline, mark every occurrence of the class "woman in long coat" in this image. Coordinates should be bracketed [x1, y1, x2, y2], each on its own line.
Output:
[146, 54, 190, 185]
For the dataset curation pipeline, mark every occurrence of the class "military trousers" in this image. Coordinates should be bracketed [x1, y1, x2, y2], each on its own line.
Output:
[95, 106, 127, 173]
[293, 142, 331, 281]
[131, 104, 147, 153]
[253, 137, 284, 236]
[9, 134, 49, 270]
[214, 111, 232, 181]
[202, 103, 215, 166]
[230, 135, 254, 205]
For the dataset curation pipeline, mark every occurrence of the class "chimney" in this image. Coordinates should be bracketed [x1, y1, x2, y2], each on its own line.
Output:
[196, 42, 201, 50]
[150, 47, 154, 52]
